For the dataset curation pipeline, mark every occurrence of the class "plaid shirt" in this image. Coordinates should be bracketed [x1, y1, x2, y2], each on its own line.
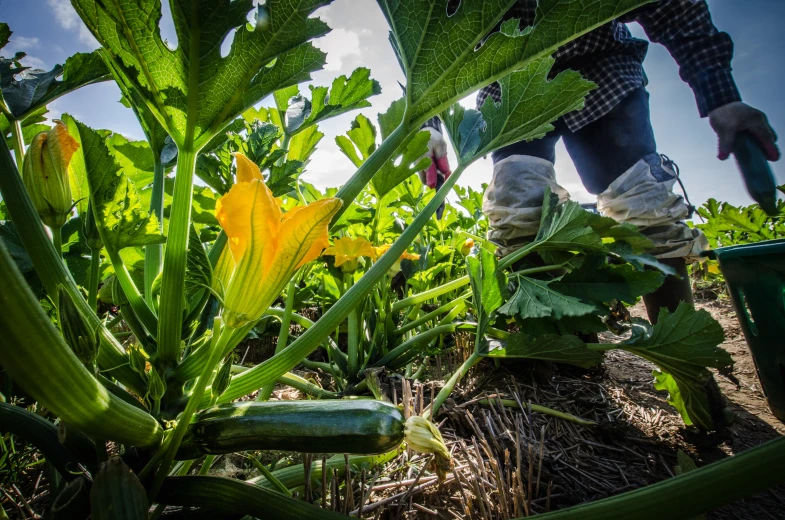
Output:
[427, 0, 740, 133]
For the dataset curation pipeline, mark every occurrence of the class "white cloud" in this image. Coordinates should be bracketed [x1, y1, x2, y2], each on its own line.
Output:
[313, 28, 361, 72]
[9, 36, 40, 49]
[46, 0, 98, 47]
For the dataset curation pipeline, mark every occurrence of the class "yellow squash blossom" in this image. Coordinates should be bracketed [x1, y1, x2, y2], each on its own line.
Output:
[215, 154, 341, 328]
[374, 243, 420, 274]
[323, 236, 377, 272]
[22, 121, 79, 229]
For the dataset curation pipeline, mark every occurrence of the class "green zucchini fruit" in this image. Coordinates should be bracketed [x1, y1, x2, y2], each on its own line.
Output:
[176, 400, 405, 460]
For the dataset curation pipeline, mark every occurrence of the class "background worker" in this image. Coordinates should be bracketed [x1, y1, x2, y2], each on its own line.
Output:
[420, 0, 780, 323]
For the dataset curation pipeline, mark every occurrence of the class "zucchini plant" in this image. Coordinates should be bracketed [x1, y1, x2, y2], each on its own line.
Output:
[4, 0, 776, 518]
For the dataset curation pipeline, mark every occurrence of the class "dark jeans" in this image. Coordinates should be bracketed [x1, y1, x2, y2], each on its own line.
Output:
[492, 87, 670, 194]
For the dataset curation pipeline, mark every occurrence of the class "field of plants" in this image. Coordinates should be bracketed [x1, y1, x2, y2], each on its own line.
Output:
[1, 0, 784, 518]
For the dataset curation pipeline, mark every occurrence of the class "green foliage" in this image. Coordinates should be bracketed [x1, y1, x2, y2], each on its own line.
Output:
[68, 118, 165, 252]
[380, 0, 646, 125]
[0, 33, 109, 120]
[442, 56, 593, 163]
[621, 305, 732, 430]
[696, 188, 785, 249]
[71, 0, 331, 150]
[483, 333, 603, 369]
[284, 67, 381, 135]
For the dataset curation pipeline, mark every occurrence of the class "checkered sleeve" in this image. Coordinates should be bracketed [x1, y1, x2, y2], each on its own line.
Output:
[633, 0, 741, 117]
[421, 116, 442, 132]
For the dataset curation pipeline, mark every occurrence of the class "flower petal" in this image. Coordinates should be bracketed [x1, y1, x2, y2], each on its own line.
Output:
[223, 196, 340, 328]
[215, 178, 280, 264]
[235, 153, 264, 182]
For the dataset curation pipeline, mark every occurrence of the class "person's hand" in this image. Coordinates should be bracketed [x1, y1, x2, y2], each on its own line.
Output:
[709, 101, 779, 161]
[418, 128, 452, 189]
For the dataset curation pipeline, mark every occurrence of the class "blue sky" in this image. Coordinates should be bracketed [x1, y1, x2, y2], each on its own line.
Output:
[1, 0, 783, 208]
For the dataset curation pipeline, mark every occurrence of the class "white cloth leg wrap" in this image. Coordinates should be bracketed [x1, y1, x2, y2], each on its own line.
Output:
[483, 155, 570, 255]
[597, 157, 707, 260]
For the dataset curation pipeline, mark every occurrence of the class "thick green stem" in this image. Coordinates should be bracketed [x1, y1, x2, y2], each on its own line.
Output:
[10, 117, 25, 167]
[0, 137, 144, 393]
[395, 295, 468, 336]
[392, 275, 470, 312]
[373, 323, 473, 369]
[0, 242, 162, 447]
[87, 247, 101, 312]
[107, 249, 158, 337]
[157, 148, 198, 368]
[257, 276, 299, 401]
[145, 160, 166, 305]
[52, 225, 63, 260]
[529, 436, 785, 520]
[332, 123, 410, 225]
[425, 351, 482, 420]
[345, 273, 361, 379]
[148, 319, 227, 502]
[212, 163, 469, 406]
[208, 230, 227, 267]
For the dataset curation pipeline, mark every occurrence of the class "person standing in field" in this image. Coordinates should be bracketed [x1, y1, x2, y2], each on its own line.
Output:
[420, 0, 780, 323]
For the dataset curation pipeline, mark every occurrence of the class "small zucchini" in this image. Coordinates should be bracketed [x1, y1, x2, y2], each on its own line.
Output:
[177, 400, 405, 460]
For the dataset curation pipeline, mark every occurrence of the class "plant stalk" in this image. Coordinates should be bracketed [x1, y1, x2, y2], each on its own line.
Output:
[148, 319, 227, 502]
[476, 399, 597, 426]
[257, 276, 299, 401]
[0, 242, 162, 447]
[425, 351, 481, 420]
[87, 247, 101, 311]
[345, 273, 361, 380]
[157, 147, 198, 368]
[145, 160, 166, 305]
[10, 117, 25, 167]
[392, 275, 470, 312]
[52, 225, 63, 260]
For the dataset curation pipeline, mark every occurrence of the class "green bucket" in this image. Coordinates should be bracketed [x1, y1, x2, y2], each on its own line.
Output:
[704, 238, 785, 422]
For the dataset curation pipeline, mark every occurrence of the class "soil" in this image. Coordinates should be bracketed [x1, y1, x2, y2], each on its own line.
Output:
[342, 298, 785, 519]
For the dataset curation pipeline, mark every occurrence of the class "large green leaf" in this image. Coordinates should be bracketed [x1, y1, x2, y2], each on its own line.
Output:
[284, 67, 381, 135]
[441, 56, 593, 164]
[379, 0, 650, 125]
[72, 0, 332, 150]
[619, 304, 731, 430]
[499, 275, 596, 320]
[552, 256, 664, 305]
[0, 49, 109, 120]
[69, 119, 164, 252]
[335, 114, 377, 168]
[533, 187, 606, 253]
[287, 124, 323, 163]
[482, 332, 602, 368]
[466, 247, 505, 338]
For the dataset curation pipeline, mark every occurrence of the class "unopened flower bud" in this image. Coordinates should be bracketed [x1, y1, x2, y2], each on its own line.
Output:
[129, 347, 147, 375]
[459, 238, 475, 257]
[22, 122, 78, 229]
[147, 368, 166, 401]
[211, 359, 233, 400]
[58, 286, 99, 368]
